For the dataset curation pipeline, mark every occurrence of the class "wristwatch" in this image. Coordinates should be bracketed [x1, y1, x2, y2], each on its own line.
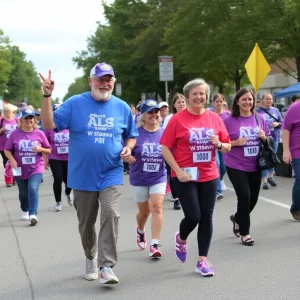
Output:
[217, 143, 223, 150]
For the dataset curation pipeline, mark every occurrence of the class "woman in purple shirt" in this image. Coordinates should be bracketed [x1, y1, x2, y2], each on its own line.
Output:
[282, 101, 300, 221]
[124, 100, 167, 258]
[44, 104, 73, 212]
[212, 93, 231, 200]
[4, 109, 51, 225]
[256, 93, 282, 190]
[224, 88, 271, 246]
[0, 106, 18, 187]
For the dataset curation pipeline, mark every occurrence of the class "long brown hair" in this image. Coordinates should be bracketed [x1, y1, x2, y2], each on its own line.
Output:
[231, 88, 256, 117]
[172, 93, 186, 114]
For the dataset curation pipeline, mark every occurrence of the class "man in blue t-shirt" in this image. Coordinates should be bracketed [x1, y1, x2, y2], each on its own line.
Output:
[39, 63, 138, 285]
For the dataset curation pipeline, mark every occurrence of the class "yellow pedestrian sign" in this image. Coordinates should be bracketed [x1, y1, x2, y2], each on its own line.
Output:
[245, 43, 271, 91]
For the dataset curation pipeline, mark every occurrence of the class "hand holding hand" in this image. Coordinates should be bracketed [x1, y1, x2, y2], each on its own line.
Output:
[38, 70, 55, 95]
[120, 146, 131, 159]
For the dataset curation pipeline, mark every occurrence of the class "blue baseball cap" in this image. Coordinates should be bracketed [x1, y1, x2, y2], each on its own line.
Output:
[34, 110, 41, 116]
[140, 100, 160, 114]
[22, 108, 35, 118]
[90, 62, 115, 78]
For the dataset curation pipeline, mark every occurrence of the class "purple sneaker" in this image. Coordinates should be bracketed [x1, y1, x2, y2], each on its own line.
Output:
[195, 259, 214, 277]
[175, 232, 187, 263]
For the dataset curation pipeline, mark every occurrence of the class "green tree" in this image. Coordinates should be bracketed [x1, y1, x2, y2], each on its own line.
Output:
[0, 29, 12, 96]
[62, 77, 89, 101]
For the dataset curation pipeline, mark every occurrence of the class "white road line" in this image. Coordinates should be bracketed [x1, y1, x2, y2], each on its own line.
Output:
[226, 187, 290, 209]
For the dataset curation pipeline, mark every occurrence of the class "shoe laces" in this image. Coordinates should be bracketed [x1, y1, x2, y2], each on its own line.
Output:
[177, 241, 187, 252]
[199, 259, 210, 268]
[138, 232, 145, 243]
[86, 259, 97, 273]
[151, 243, 161, 249]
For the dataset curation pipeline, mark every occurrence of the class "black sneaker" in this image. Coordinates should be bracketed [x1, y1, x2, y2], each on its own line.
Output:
[267, 178, 277, 187]
[174, 199, 181, 210]
[262, 183, 269, 190]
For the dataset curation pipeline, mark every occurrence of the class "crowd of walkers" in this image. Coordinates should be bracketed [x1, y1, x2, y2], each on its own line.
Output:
[1, 62, 299, 287]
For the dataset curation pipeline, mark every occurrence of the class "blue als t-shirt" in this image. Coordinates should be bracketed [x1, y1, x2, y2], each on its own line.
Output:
[54, 92, 138, 191]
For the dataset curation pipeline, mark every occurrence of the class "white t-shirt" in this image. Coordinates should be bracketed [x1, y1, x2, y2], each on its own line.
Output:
[162, 114, 173, 129]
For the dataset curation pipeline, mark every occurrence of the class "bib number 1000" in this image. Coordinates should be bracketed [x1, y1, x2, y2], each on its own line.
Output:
[244, 146, 259, 157]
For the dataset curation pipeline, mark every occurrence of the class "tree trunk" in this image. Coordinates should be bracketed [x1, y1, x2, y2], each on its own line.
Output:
[235, 69, 241, 92]
[296, 55, 300, 81]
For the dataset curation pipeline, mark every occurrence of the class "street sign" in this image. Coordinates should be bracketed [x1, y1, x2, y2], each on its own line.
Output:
[141, 93, 146, 101]
[159, 56, 174, 81]
[116, 83, 122, 96]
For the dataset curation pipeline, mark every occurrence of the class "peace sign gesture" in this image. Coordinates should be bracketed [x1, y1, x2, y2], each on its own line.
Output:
[39, 70, 55, 95]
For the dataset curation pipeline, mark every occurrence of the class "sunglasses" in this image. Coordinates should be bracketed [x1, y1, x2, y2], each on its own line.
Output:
[24, 115, 35, 120]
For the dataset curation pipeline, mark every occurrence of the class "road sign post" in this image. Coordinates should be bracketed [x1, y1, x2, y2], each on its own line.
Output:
[159, 56, 174, 103]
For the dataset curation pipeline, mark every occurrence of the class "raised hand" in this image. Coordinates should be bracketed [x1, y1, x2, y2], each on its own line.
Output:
[38, 70, 55, 95]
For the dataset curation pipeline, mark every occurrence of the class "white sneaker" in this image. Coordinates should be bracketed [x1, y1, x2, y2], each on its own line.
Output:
[100, 267, 119, 284]
[55, 202, 62, 212]
[65, 192, 74, 206]
[85, 258, 98, 281]
[220, 180, 227, 191]
[21, 211, 29, 221]
[169, 195, 175, 202]
[29, 215, 38, 226]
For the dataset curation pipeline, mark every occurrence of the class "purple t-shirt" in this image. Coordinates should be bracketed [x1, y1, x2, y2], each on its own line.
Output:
[256, 107, 282, 141]
[130, 127, 167, 186]
[224, 114, 271, 172]
[283, 102, 300, 159]
[44, 129, 69, 160]
[0, 119, 18, 151]
[5, 128, 51, 179]
[217, 110, 231, 121]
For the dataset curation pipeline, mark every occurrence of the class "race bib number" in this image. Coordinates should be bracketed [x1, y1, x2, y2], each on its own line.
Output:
[57, 147, 68, 154]
[6, 134, 10, 138]
[193, 151, 212, 163]
[244, 146, 259, 157]
[143, 163, 160, 172]
[22, 156, 36, 165]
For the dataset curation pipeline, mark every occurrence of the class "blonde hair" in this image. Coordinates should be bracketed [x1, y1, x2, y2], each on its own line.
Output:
[19, 117, 39, 130]
[137, 112, 162, 128]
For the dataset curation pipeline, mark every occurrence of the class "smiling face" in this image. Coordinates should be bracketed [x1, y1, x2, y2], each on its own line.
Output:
[89, 75, 114, 101]
[261, 93, 273, 108]
[21, 115, 35, 129]
[237, 92, 254, 114]
[4, 108, 12, 119]
[187, 84, 207, 111]
[144, 109, 160, 126]
[173, 97, 186, 113]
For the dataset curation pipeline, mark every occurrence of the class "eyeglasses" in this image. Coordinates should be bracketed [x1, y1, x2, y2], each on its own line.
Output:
[24, 116, 34, 120]
[93, 76, 114, 83]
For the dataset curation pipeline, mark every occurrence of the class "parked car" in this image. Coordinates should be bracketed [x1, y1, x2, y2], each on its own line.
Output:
[281, 106, 289, 118]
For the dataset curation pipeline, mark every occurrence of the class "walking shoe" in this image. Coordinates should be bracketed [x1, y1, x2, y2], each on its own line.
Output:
[6, 184, 12, 188]
[216, 193, 224, 200]
[149, 244, 162, 258]
[21, 211, 29, 221]
[55, 202, 62, 212]
[267, 178, 277, 187]
[262, 183, 269, 190]
[85, 258, 98, 281]
[136, 228, 147, 250]
[173, 199, 181, 210]
[291, 210, 300, 221]
[100, 267, 119, 284]
[65, 192, 74, 206]
[169, 195, 175, 202]
[220, 180, 227, 191]
[165, 183, 171, 195]
[29, 215, 38, 226]
[175, 232, 187, 263]
[195, 259, 214, 277]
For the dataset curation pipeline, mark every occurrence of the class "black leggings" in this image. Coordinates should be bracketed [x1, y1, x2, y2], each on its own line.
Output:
[174, 178, 218, 257]
[226, 167, 262, 236]
[0, 151, 8, 168]
[49, 159, 71, 203]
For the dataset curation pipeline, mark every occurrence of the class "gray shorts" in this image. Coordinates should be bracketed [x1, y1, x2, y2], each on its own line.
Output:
[130, 182, 167, 203]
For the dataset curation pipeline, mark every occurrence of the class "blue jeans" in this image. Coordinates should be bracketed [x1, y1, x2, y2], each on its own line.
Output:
[15, 173, 43, 215]
[262, 140, 279, 178]
[291, 159, 300, 212]
[216, 151, 226, 194]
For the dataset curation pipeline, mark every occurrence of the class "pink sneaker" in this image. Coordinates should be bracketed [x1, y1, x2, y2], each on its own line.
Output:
[136, 228, 147, 250]
[149, 244, 162, 258]
[165, 183, 171, 195]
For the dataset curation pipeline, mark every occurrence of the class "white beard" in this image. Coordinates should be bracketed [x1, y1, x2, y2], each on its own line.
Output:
[92, 87, 112, 101]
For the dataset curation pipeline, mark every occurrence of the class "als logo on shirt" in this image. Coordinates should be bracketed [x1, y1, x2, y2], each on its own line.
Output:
[18, 140, 39, 152]
[54, 132, 69, 143]
[6, 124, 17, 132]
[239, 126, 260, 139]
[87, 113, 114, 130]
[189, 127, 214, 144]
[262, 113, 276, 125]
[142, 142, 162, 157]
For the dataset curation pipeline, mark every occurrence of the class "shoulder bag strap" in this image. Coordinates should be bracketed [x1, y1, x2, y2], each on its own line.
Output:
[259, 107, 280, 122]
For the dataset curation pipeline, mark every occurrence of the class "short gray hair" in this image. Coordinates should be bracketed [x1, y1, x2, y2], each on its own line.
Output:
[183, 78, 210, 101]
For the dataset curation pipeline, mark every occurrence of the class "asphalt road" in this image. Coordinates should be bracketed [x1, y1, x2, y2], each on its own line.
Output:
[0, 169, 299, 300]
